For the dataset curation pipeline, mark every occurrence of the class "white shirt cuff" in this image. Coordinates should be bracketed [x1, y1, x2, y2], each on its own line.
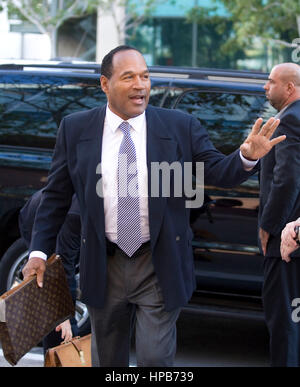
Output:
[29, 251, 47, 261]
[239, 151, 258, 171]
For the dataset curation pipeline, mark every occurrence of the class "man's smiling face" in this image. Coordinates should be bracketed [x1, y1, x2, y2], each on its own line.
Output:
[101, 49, 151, 120]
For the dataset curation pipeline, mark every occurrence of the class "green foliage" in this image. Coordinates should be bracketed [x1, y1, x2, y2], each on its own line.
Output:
[0, 0, 99, 30]
[185, 0, 300, 68]
[0, 0, 161, 57]
[220, 0, 300, 45]
[186, 5, 246, 67]
[0, 0, 159, 33]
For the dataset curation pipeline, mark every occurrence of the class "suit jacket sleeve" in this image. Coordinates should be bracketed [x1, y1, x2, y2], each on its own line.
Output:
[29, 118, 75, 256]
[260, 112, 300, 236]
[190, 115, 257, 187]
[18, 190, 43, 248]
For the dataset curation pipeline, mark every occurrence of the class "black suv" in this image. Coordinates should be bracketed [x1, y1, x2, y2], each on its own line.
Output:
[0, 62, 275, 333]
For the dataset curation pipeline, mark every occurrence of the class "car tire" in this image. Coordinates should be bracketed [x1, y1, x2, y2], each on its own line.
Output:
[0, 238, 90, 336]
[0, 237, 28, 294]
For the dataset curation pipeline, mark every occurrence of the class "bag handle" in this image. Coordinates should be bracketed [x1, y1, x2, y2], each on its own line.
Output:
[69, 337, 86, 365]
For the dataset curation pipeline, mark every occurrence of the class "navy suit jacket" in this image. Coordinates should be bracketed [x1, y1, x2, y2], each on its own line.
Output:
[20, 190, 80, 296]
[30, 104, 256, 310]
[259, 99, 300, 258]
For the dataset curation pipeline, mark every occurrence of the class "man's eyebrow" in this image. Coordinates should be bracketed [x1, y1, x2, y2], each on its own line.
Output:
[121, 69, 149, 76]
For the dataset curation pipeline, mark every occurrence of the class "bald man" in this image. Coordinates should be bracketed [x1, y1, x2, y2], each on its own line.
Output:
[259, 63, 300, 367]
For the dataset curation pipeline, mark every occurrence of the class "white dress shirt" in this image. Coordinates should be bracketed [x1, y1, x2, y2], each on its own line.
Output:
[29, 105, 257, 260]
[101, 105, 150, 243]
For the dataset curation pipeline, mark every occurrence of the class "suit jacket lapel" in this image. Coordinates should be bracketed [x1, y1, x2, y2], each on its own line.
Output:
[146, 106, 178, 248]
[76, 104, 179, 249]
[76, 105, 106, 238]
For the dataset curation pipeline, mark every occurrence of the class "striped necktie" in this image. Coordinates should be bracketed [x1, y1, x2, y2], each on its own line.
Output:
[117, 121, 142, 257]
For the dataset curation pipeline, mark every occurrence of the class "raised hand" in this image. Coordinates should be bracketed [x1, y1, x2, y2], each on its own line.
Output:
[240, 117, 285, 161]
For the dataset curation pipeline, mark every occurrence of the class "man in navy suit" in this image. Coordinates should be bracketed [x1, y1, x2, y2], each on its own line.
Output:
[22, 45, 284, 367]
[259, 63, 300, 367]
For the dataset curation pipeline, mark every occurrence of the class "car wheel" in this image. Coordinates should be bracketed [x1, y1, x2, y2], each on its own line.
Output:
[0, 238, 90, 336]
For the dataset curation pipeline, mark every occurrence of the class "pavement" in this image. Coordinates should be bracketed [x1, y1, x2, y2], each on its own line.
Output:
[0, 347, 44, 367]
[0, 311, 270, 367]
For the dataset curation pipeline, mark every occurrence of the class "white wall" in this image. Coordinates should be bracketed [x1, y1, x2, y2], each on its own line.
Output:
[0, 5, 125, 62]
[96, 5, 125, 63]
[22, 33, 51, 60]
[0, 7, 20, 58]
[0, 7, 51, 60]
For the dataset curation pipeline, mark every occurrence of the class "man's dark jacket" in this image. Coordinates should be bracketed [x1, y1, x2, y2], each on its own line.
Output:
[30, 104, 257, 311]
[20, 190, 81, 282]
[259, 99, 300, 257]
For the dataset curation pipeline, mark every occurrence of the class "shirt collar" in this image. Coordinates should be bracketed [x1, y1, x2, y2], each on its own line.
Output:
[276, 98, 300, 118]
[105, 104, 145, 133]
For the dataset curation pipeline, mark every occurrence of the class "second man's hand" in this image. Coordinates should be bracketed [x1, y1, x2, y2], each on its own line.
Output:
[240, 117, 285, 161]
[22, 257, 46, 288]
[259, 227, 270, 256]
[281, 220, 300, 263]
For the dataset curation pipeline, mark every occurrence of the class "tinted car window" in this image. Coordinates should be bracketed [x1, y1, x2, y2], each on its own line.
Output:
[149, 85, 185, 109]
[0, 73, 105, 149]
[175, 90, 276, 154]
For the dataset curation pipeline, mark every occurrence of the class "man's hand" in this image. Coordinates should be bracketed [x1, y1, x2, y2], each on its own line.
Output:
[22, 257, 46, 288]
[240, 117, 285, 161]
[56, 319, 73, 343]
[259, 227, 270, 256]
[280, 219, 300, 262]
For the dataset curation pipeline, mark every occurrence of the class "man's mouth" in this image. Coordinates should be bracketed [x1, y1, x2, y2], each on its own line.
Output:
[129, 95, 145, 104]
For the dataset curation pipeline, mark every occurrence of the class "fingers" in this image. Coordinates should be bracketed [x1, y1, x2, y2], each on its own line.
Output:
[64, 328, 73, 342]
[280, 242, 295, 262]
[259, 227, 269, 256]
[250, 117, 263, 135]
[251, 117, 280, 139]
[281, 222, 297, 245]
[249, 117, 281, 138]
[259, 117, 280, 138]
[270, 135, 286, 147]
[280, 247, 291, 263]
[56, 320, 73, 342]
[55, 325, 61, 332]
[261, 243, 267, 256]
[22, 257, 46, 288]
[280, 221, 300, 262]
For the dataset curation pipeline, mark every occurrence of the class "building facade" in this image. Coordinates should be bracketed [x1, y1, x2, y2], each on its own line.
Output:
[0, 0, 294, 71]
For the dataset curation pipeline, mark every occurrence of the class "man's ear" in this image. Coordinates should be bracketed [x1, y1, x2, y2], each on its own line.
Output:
[287, 81, 295, 95]
[100, 75, 108, 93]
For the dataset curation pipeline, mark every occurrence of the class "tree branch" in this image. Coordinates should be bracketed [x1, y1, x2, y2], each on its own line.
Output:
[9, 0, 48, 34]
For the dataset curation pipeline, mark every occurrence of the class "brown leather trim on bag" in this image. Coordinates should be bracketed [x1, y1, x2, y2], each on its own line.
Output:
[44, 334, 91, 367]
[0, 255, 58, 301]
[70, 337, 86, 365]
[44, 347, 56, 367]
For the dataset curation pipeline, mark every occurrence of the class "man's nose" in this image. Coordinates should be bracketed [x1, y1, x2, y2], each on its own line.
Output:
[133, 76, 144, 89]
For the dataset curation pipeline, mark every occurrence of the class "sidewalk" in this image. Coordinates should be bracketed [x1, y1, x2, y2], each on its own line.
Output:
[0, 347, 44, 367]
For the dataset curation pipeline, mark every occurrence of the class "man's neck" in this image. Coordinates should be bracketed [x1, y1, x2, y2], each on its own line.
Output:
[279, 95, 300, 112]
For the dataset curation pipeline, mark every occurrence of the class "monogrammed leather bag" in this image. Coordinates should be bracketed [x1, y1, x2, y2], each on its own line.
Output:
[0, 254, 75, 366]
